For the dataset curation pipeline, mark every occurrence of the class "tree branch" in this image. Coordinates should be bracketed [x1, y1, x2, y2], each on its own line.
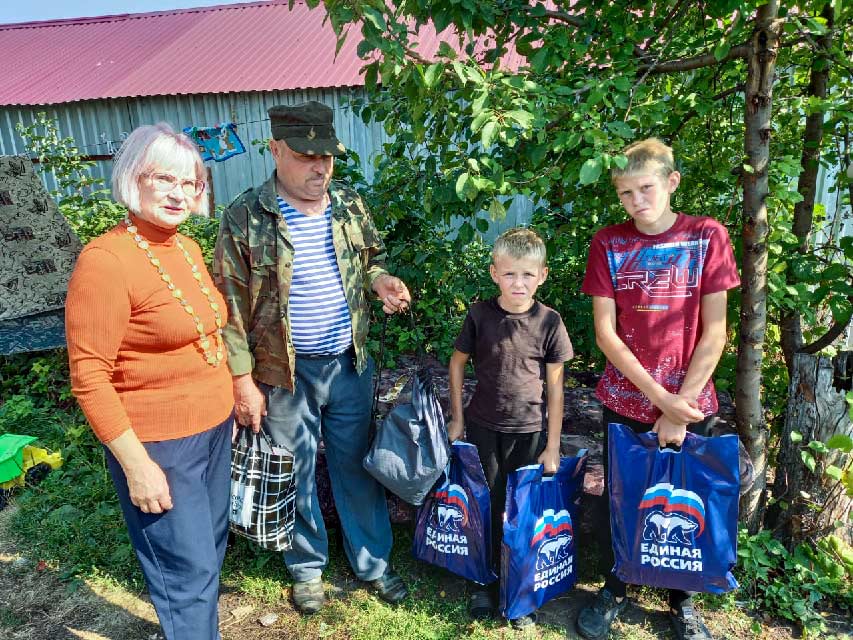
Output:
[543, 9, 584, 28]
[639, 43, 751, 74]
[801, 300, 853, 354]
[670, 84, 745, 138]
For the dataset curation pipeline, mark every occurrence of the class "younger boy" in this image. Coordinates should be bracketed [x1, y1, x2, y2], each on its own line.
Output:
[448, 227, 573, 629]
[576, 138, 740, 640]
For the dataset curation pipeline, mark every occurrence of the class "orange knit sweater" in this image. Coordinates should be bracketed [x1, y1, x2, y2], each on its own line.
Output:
[66, 215, 234, 443]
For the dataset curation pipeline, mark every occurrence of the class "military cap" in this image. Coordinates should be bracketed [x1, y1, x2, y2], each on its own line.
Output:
[268, 101, 346, 156]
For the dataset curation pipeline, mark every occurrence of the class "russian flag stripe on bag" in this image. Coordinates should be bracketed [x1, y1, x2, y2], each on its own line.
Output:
[608, 423, 739, 594]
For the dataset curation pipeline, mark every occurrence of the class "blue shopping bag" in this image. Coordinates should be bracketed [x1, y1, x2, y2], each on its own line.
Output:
[608, 423, 740, 594]
[500, 453, 587, 620]
[412, 441, 497, 585]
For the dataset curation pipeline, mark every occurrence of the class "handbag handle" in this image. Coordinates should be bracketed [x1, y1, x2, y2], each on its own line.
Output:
[237, 424, 278, 451]
[369, 306, 426, 441]
[635, 429, 701, 453]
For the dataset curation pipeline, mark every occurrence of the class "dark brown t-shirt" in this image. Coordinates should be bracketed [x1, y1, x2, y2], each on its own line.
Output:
[454, 297, 573, 433]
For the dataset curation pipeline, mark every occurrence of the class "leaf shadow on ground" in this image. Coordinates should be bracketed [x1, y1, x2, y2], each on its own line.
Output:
[0, 507, 161, 640]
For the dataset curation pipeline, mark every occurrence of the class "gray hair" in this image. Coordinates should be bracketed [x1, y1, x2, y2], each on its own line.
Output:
[111, 123, 209, 217]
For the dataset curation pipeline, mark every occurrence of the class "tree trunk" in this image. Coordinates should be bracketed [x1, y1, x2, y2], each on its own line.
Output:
[736, 1, 782, 533]
[779, 3, 835, 375]
[769, 352, 853, 547]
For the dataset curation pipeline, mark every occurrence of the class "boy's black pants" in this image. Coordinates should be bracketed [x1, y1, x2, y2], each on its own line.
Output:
[600, 406, 715, 608]
[465, 419, 544, 591]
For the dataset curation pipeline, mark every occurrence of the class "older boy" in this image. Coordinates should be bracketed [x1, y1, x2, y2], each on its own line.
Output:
[448, 227, 573, 629]
[576, 138, 740, 640]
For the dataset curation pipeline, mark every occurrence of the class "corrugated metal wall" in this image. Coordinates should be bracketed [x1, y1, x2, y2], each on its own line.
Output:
[2, 91, 847, 246]
[0, 87, 535, 239]
[0, 87, 390, 207]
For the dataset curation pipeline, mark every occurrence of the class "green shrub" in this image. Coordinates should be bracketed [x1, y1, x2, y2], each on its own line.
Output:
[736, 528, 853, 637]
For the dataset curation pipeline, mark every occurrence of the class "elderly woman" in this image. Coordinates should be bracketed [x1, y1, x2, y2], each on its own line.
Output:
[66, 123, 234, 640]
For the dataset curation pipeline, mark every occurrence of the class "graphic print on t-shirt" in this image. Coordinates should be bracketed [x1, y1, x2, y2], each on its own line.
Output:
[581, 215, 741, 422]
[609, 239, 709, 305]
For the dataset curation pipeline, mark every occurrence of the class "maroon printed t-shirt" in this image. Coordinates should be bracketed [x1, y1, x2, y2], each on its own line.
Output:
[454, 298, 573, 433]
[581, 214, 740, 423]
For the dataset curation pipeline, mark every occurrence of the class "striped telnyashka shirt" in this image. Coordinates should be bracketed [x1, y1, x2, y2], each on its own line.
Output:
[278, 196, 353, 355]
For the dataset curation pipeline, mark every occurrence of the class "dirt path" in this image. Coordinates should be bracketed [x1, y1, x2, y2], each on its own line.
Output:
[0, 507, 160, 640]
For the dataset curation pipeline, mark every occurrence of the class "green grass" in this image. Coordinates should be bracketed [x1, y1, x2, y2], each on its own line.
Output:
[1, 355, 850, 640]
[221, 524, 574, 639]
[0, 606, 25, 628]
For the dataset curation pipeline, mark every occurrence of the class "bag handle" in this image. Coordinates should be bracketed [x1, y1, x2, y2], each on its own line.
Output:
[369, 313, 389, 442]
[636, 429, 701, 453]
[237, 424, 277, 451]
[369, 307, 426, 442]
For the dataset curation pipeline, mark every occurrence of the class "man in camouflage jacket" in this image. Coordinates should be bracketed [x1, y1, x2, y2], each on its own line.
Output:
[213, 102, 410, 614]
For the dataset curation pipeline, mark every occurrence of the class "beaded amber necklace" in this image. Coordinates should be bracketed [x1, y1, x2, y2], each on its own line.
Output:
[124, 217, 224, 367]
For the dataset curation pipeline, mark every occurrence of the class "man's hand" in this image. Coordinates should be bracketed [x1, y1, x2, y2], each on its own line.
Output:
[372, 274, 412, 314]
[124, 457, 172, 514]
[538, 445, 560, 475]
[657, 391, 704, 426]
[652, 414, 689, 447]
[447, 417, 464, 443]
[233, 374, 267, 432]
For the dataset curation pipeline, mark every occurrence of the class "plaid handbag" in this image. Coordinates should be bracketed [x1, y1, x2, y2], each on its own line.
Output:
[229, 428, 296, 551]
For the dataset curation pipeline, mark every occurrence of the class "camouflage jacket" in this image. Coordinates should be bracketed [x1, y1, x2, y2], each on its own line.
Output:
[213, 173, 388, 390]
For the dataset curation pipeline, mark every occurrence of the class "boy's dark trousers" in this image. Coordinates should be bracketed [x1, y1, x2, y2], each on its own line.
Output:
[600, 406, 715, 608]
[466, 419, 544, 597]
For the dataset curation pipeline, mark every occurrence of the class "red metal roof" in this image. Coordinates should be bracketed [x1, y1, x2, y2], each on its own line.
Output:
[0, 0, 370, 106]
[0, 0, 525, 107]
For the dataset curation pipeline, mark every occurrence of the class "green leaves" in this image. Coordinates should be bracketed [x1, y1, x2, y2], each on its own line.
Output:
[362, 7, 386, 31]
[801, 450, 818, 473]
[505, 110, 534, 129]
[423, 63, 443, 89]
[481, 121, 498, 148]
[826, 434, 853, 453]
[436, 41, 457, 59]
[713, 40, 732, 61]
[579, 157, 603, 185]
[470, 109, 492, 133]
[606, 121, 634, 139]
[487, 197, 506, 219]
[454, 172, 478, 201]
[825, 464, 843, 481]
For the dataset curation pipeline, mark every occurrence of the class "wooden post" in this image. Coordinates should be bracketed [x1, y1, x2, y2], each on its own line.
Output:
[770, 352, 853, 547]
[206, 166, 215, 215]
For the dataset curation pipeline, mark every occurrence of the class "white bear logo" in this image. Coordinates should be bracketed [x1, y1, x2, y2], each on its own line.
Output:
[434, 503, 465, 532]
[642, 511, 699, 545]
[535, 533, 573, 570]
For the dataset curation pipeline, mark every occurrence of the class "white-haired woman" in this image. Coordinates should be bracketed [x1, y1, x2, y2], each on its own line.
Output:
[66, 123, 234, 640]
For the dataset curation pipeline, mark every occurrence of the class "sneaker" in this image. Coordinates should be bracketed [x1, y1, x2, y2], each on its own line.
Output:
[670, 601, 713, 640]
[292, 576, 326, 614]
[367, 569, 408, 604]
[576, 587, 628, 640]
[509, 612, 537, 629]
[468, 588, 497, 621]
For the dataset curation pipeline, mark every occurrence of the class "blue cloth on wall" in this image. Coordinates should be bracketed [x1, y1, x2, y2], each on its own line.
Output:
[183, 123, 245, 162]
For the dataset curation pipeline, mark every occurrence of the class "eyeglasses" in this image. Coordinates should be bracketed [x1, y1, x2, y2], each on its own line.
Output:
[144, 172, 206, 197]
